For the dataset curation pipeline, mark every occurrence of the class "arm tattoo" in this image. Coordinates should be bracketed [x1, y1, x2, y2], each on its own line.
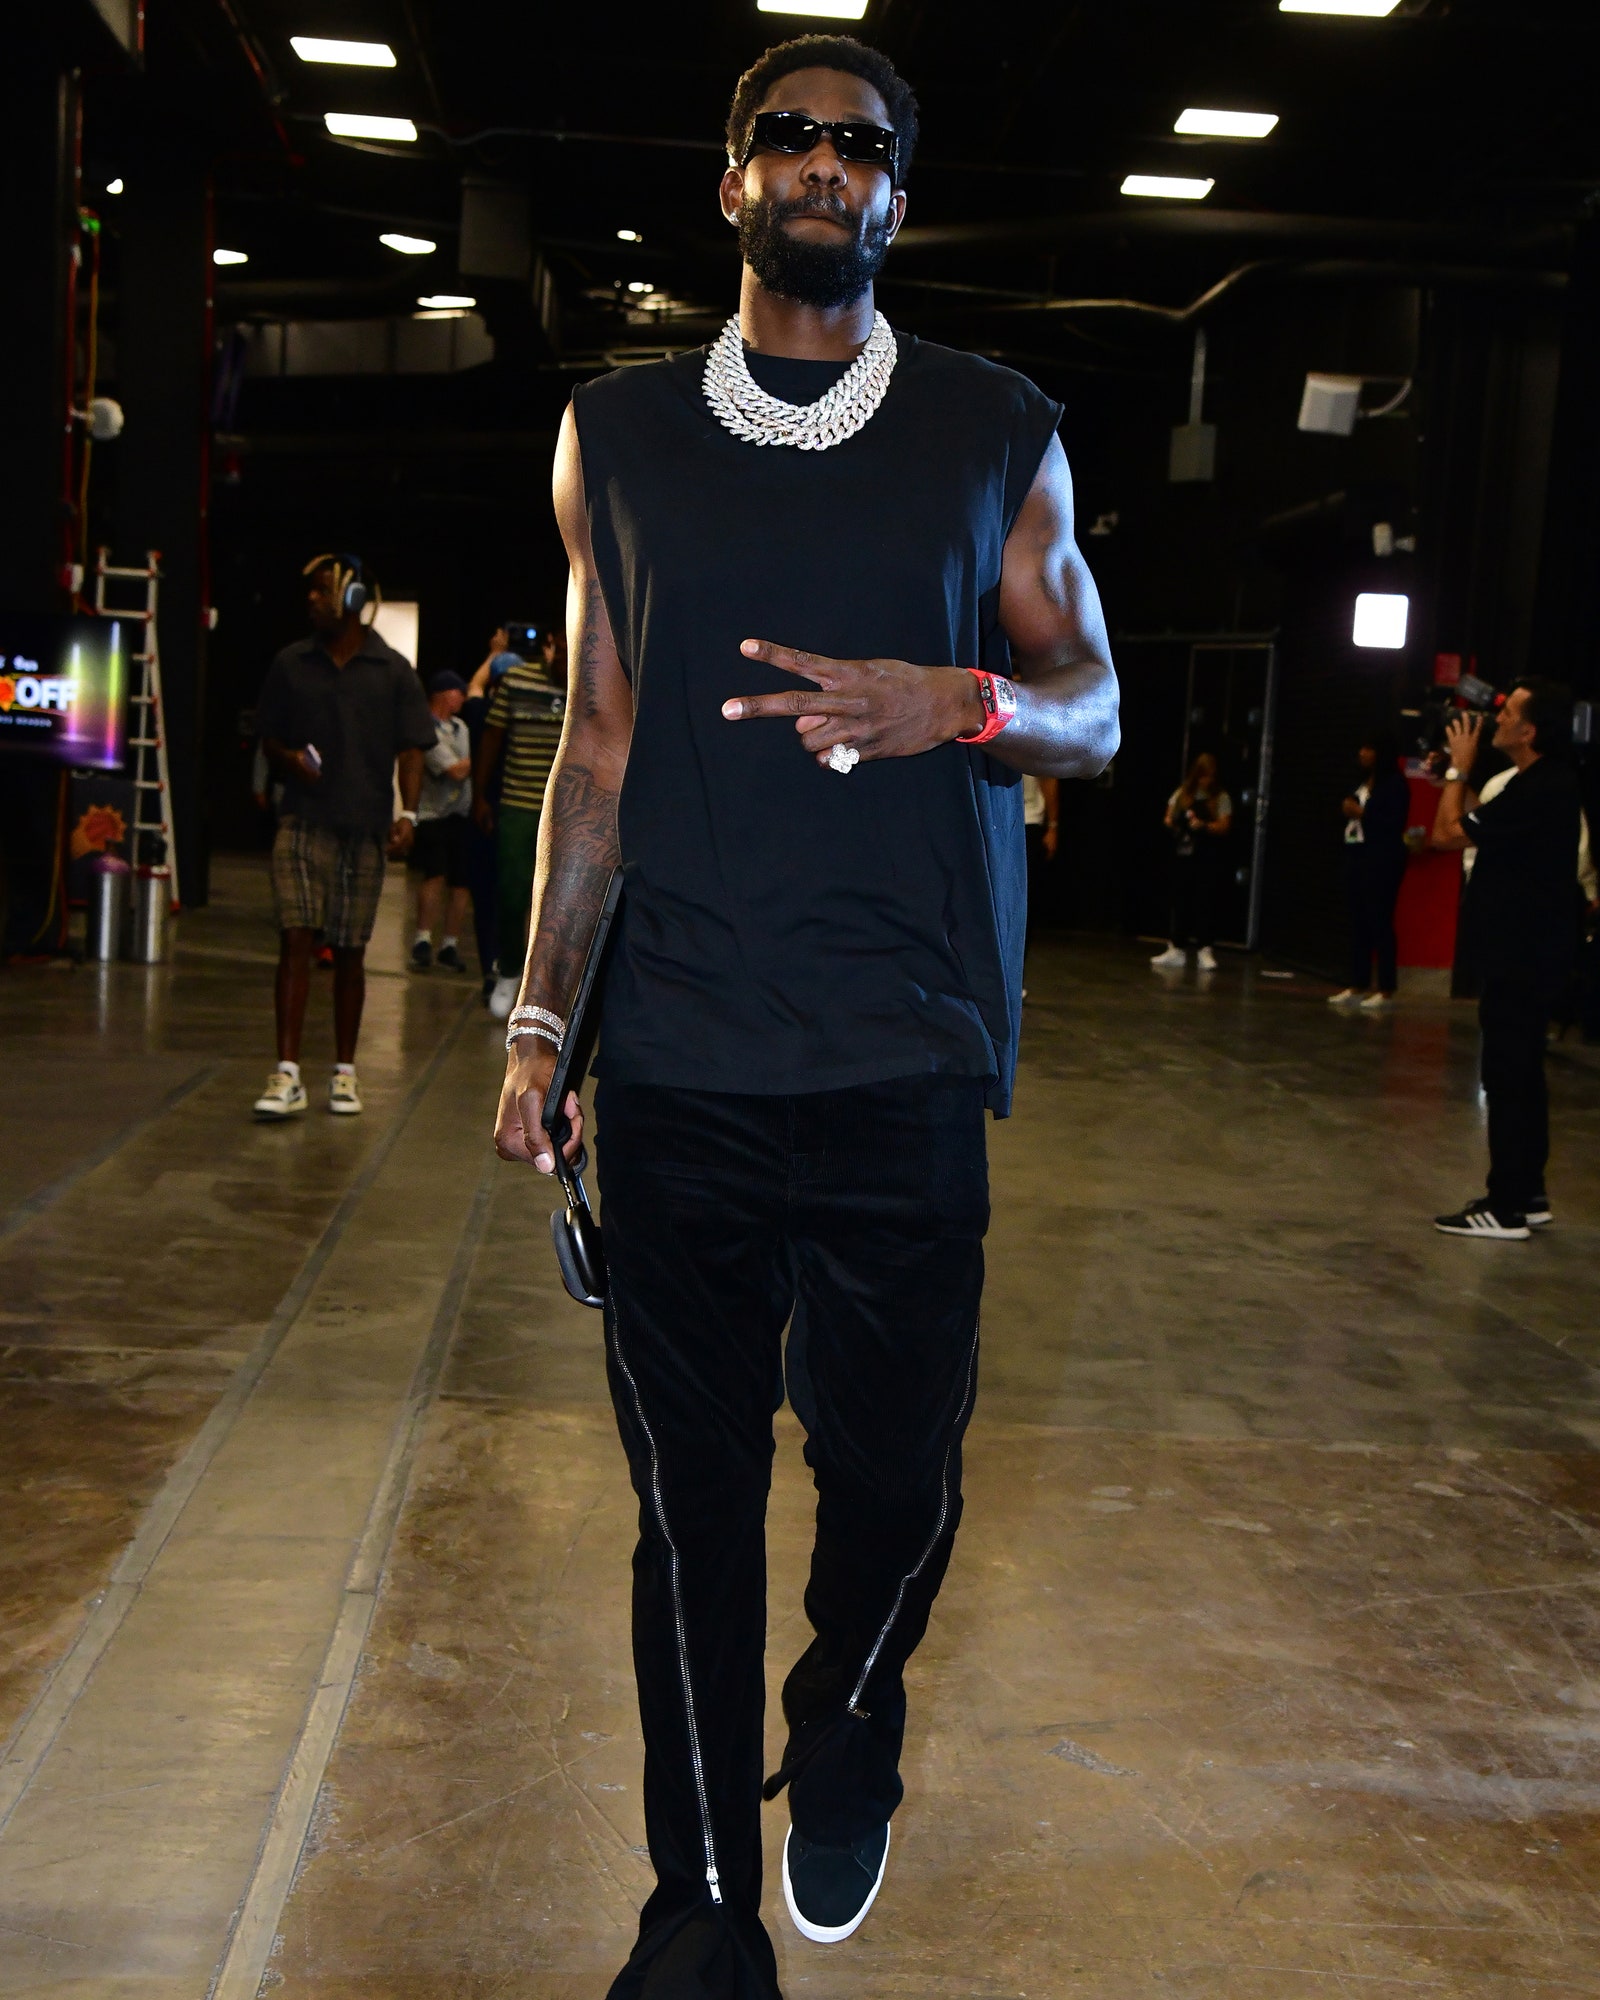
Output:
[573, 579, 611, 724]
[518, 754, 622, 1017]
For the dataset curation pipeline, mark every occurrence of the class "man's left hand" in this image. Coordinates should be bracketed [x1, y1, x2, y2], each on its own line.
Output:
[722, 640, 984, 765]
[388, 816, 416, 858]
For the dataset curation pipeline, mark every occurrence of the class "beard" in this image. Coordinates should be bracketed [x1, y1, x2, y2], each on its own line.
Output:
[736, 192, 894, 310]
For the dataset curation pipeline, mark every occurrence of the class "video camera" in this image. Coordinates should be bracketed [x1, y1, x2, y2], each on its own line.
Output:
[1410, 671, 1500, 756]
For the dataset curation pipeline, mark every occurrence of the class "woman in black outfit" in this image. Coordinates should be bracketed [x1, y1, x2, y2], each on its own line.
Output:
[1330, 732, 1411, 1008]
[1150, 751, 1233, 973]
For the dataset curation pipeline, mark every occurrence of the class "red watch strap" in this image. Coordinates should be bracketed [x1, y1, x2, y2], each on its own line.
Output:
[955, 668, 1018, 745]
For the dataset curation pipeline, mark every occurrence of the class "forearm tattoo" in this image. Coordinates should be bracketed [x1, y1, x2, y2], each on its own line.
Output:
[518, 585, 628, 1016]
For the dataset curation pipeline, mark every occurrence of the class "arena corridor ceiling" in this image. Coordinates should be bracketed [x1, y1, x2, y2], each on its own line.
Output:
[84, 0, 1597, 366]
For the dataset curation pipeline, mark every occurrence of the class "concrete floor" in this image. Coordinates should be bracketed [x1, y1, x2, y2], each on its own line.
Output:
[2, 857, 1599, 1998]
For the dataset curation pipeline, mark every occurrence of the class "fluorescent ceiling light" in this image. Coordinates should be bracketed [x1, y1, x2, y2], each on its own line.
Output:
[213, 247, 248, 265]
[627, 281, 655, 294]
[1279, 0, 1400, 13]
[756, 0, 868, 17]
[1175, 108, 1279, 138]
[105, 177, 124, 195]
[1121, 174, 1215, 200]
[418, 293, 475, 309]
[325, 111, 417, 142]
[1352, 593, 1409, 649]
[291, 35, 396, 66]
[380, 232, 436, 255]
[414, 309, 467, 320]
[617, 228, 642, 242]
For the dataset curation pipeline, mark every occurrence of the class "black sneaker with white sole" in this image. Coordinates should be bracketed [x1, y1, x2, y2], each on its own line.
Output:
[1525, 1193, 1553, 1227]
[1434, 1198, 1530, 1241]
[782, 1822, 890, 1944]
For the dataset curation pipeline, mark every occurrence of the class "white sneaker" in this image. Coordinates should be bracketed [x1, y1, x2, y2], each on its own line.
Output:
[1359, 990, 1394, 1010]
[488, 975, 519, 1021]
[1327, 989, 1362, 1007]
[1149, 945, 1187, 969]
[1196, 946, 1218, 973]
[328, 1070, 363, 1115]
[254, 1068, 308, 1120]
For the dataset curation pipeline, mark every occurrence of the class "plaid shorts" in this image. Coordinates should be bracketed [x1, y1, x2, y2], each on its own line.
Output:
[271, 817, 387, 948]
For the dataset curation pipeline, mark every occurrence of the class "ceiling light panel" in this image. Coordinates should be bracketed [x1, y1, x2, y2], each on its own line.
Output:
[213, 248, 248, 265]
[1121, 174, 1215, 200]
[1174, 108, 1279, 138]
[755, 0, 869, 17]
[1279, 0, 1401, 14]
[380, 232, 436, 255]
[1352, 593, 1409, 649]
[325, 112, 417, 142]
[617, 229, 642, 242]
[291, 36, 396, 65]
[418, 294, 475, 308]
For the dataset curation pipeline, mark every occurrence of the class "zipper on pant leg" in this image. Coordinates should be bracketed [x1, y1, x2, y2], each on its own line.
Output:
[846, 1324, 980, 1719]
[609, 1309, 724, 1907]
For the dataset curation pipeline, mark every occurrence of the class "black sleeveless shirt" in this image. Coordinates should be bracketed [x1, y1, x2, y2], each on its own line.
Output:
[572, 332, 1062, 1115]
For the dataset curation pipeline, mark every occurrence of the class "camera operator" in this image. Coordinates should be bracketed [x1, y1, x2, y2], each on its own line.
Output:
[1150, 751, 1232, 974]
[1429, 680, 1582, 1239]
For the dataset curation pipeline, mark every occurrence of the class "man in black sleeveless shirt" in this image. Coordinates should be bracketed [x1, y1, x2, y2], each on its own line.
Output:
[494, 36, 1118, 1999]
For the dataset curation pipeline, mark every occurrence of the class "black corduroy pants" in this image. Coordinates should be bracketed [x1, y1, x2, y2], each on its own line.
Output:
[594, 1074, 989, 2000]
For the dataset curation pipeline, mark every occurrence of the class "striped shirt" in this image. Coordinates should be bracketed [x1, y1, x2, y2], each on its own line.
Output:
[486, 661, 565, 814]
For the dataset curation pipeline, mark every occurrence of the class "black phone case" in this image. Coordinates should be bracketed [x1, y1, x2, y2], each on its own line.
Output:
[540, 868, 623, 1308]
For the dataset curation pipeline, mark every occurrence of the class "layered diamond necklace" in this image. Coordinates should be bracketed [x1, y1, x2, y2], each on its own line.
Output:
[702, 311, 898, 451]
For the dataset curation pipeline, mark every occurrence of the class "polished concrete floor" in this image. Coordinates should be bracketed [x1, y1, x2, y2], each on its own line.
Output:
[3, 857, 1599, 1998]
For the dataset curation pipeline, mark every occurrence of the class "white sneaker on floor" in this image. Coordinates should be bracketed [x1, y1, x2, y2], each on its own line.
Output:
[1196, 946, 1218, 973]
[253, 1068, 308, 1121]
[1149, 945, 1187, 969]
[328, 1070, 363, 1116]
[1359, 990, 1394, 1010]
[488, 974, 519, 1021]
[1327, 989, 1362, 1007]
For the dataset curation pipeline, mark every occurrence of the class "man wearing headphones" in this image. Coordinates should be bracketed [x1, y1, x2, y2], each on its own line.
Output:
[253, 555, 436, 1119]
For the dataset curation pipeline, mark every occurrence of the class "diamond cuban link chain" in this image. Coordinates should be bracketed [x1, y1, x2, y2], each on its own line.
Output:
[702, 311, 898, 452]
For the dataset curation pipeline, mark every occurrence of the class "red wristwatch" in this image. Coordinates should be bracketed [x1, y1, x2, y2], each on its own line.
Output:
[955, 668, 1018, 745]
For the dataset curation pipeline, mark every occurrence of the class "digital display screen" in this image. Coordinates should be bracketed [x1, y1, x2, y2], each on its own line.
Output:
[0, 615, 130, 770]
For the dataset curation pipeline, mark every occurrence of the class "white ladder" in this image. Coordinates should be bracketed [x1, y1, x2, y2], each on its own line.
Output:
[92, 547, 179, 910]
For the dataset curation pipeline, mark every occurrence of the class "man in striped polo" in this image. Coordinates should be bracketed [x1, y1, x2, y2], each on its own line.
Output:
[475, 627, 567, 1019]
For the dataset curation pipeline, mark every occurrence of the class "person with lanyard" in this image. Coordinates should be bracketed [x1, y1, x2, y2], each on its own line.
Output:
[252, 554, 435, 1120]
[491, 34, 1118, 1999]
[1328, 731, 1411, 1009]
[1430, 680, 1582, 1239]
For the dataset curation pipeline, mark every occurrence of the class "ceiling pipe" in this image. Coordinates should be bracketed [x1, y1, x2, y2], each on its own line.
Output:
[891, 208, 1573, 266]
[896, 259, 1568, 325]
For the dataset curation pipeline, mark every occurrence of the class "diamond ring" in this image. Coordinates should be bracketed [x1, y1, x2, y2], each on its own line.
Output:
[826, 744, 860, 775]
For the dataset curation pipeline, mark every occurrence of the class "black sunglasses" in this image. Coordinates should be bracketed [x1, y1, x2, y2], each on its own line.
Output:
[743, 111, 899, 181]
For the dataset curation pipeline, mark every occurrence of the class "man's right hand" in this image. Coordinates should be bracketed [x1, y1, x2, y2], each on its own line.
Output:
[291, 750, 322, 785]
[473, 795, 495, 834]
[494, 1041, 584, 1173]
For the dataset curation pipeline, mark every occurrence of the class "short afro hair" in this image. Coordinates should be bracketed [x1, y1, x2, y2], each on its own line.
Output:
[726, 35, 919, 186]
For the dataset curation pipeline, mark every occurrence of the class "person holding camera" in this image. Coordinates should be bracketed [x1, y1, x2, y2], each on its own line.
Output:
[1429, 680, 1581, 1239]
[1150, 751, 1232, 973]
